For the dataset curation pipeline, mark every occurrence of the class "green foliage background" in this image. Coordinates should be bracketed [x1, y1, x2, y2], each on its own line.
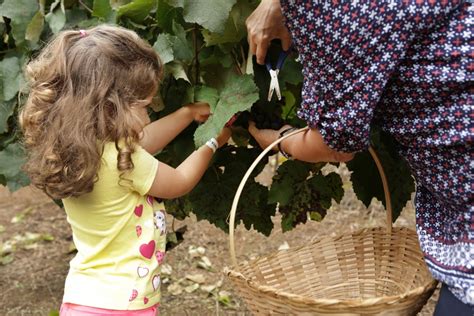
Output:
[0, 0, 414, 235]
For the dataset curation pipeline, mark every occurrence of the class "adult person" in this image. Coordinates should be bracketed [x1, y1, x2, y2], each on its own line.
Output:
[246, 1, 473, 315]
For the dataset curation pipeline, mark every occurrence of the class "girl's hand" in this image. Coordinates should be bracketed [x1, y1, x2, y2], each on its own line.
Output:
[185, 102, 211, 123]
[246, 0, 292, 65]
[216, 127, 232, 148]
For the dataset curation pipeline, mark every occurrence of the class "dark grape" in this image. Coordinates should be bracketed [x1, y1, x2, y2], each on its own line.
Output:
[250, 105, 285, 130]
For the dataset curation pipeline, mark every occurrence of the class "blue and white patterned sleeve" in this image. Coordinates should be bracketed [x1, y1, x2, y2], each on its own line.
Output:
[280, 0, 463, 153]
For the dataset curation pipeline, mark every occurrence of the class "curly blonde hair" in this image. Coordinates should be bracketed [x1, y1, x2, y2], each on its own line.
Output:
[19, 25, 163, 199]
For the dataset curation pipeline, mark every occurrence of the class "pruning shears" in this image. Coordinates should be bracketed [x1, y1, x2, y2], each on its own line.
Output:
[266, 49, 290, 101]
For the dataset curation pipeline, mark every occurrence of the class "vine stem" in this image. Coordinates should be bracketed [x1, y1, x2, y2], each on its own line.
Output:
[78, 0, 93, 13]
[193, 23, 200, 85]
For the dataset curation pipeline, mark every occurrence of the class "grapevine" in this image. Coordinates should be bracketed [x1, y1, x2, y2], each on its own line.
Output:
[0, 0, 415, 236]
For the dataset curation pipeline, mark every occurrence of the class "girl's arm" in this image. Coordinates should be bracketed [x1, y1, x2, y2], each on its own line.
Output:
[139, 102, 210, 154]
[147, 128, 231, 199]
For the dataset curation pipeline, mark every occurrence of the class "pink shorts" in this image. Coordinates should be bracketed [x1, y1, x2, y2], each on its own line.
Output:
[60, 303, 158, 316]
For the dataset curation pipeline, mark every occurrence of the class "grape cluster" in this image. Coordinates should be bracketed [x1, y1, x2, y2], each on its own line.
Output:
[278, 192, 327, 227]
[250, 106, 285, 130]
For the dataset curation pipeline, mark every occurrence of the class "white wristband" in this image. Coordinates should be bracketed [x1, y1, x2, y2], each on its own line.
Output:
[205, 138, 218, 153]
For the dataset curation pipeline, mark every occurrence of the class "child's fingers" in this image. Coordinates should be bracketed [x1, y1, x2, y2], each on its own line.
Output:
[216, 127, 232, 147]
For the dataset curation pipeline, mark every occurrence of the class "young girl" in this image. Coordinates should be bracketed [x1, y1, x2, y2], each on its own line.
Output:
[19, 25, 230, 315]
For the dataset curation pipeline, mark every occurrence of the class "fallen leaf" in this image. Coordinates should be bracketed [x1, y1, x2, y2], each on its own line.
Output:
[201, 284, 216, 293]
[185, 273, 206, 284]
[161, 264, 172, 275]
[278, 241, 289, 250]
[218, 290, 232, 306]
[184, 283, 199, 293]
[197, 256, 213, 270]
[188, 245, 206, 258]
[167, 283, 183, 296]
[0, 254, 14, 265]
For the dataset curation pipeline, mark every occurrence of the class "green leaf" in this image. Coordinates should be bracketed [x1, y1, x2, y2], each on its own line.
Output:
[194, 86, 219, 111]
[25, 11, 45, 43]
[270, 161, 342, 232]
[0, 0, 38, 45]
[268, 160, 312, 205]
[201, 0, 254, 46]
[117, 0, 157, 23]
[281, 90, 296, 119]
[45, 7, 66, 34]
[155, 0, 179, 33]
[0, 99, 16, 133]
[194, 74, 258, 147]
[153, 33, 175, 64]
[0, 143, 30, 192]
[189, 147, 274, 236]
[167, 0, 236, 33]
[92, 0, 115, 21]
[166, 61, 190, 83]
[0, 55, 26, 101]
[171, 21, 193, 62]
[347, 129, 415, 222]
[279, 58, 303, 86]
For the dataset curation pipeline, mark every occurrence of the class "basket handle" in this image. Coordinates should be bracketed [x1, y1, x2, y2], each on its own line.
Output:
[228, 127, 392, 267]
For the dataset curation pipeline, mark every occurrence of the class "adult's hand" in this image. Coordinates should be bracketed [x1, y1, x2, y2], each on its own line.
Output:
[248, 122, 354, 163]
[246, 0, 292, 65]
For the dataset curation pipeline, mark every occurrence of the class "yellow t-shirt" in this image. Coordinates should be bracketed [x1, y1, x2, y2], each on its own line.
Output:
[62, 143, 166, 310]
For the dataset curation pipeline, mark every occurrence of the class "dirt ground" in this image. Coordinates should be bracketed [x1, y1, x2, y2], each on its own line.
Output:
[0, 163, 439, 316]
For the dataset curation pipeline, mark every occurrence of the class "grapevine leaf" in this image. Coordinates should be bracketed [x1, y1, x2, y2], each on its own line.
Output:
[189, 147, 274, 235]
[0, 0, 38, 45]
[171, 21, 193, 62]
[279, 58, 303, 86]
[156, 0, 178, 33]
[268, 160, 312, 205]
[153, 33, 175, 64]
[271, 161, 342, 232]
[92, 0, 115, 22]
[166, 61, 190, 83]
[110, 0, 130, 9]
[164, 197, 193, 220]
[0, 55, 26, 101]
[65, 9, 89, 29]
[0, 143, 30, 192]
[346, 152, 382, 207]
[281, 90, 296, 119]
[167, 0, 236, 33]
[194, 74, 258, 147]
[194, 86, 219, 111]
[201, 0, 254, 46]
[45, 7, 66, 34]
[117, 0, 157, 23]
[0, 99, 16, 133]
[25, 11, 44, 43]
[347, 129, 415, 222]
[308, 172, 344, 208]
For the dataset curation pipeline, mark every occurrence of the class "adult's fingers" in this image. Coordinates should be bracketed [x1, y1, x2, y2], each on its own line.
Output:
[281, 32, 292, 51]
[255, 39, 269, 65]
[248, 34, 256, 56]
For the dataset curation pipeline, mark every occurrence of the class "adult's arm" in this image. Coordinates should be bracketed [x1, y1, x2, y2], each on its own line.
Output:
[278, 0, 462, 153]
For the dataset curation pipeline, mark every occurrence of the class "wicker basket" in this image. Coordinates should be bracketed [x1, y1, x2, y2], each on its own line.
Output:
[225, 127, 437, 315]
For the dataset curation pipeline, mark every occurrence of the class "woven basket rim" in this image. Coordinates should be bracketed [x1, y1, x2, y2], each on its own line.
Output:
[224, 226, 438, 307]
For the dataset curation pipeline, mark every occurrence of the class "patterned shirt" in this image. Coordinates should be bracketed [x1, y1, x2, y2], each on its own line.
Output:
[280, 0, 473, 304]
